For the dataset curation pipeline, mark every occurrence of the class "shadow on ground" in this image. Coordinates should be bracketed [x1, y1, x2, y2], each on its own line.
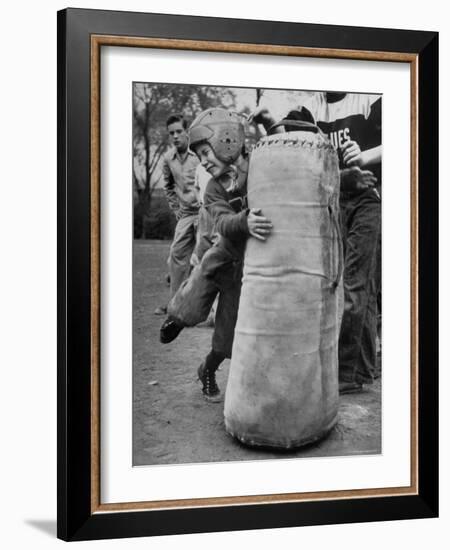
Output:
[25, 520, 56, 537]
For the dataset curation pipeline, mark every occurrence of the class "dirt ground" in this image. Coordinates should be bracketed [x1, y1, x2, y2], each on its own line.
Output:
[133, 240, 381, 466]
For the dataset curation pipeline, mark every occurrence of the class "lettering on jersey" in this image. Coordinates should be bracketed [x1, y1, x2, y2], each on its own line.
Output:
[327, 128, 351, 151]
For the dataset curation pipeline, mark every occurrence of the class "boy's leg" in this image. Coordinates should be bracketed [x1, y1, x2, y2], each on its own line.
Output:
[168, 213, 197, 299]
[198, 261, 242, 402]
[160, 245, 228, 343]
[160, 262, 218, 343]
[197, 349, 227, 402]
[193, 206, 216, 263]
[338, 189, 381, 388]
[211, 261, 242, 359]
[168, 264, 218, 326]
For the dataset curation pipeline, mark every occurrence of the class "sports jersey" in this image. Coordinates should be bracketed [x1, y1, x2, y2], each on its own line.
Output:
[305, 92, 382, 185]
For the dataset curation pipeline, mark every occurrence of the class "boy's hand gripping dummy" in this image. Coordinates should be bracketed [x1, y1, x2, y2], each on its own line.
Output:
[224, 116, 343, 448]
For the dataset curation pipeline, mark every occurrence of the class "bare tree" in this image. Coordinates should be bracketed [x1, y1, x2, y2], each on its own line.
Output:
[133, 82, 237, 238]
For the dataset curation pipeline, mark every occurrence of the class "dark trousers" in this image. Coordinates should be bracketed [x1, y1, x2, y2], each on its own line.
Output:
[338, 188, 381, 384]
[168, 245, 242, 358]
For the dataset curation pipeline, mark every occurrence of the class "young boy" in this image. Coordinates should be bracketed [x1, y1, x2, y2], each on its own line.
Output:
[160, 108, 272, 402]
[154, 113, 200, 315]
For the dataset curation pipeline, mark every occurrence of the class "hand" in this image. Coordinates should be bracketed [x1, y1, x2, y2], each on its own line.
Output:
[340, 167, 377, 194]
[248, 107, 275, 129]
[342, 140, 363, 167]
[247, 208, 273, 241]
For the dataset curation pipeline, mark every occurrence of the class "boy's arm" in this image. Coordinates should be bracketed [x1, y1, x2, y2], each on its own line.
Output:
[342, 141, 382, 168]
[342, 95, 382, 168]
[203, 180, 249, 240]
[249, 107, 276, 132]
[162, 157, 180, 215]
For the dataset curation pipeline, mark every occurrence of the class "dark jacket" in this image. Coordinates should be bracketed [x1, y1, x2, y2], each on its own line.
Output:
[203, 175, 249, 262]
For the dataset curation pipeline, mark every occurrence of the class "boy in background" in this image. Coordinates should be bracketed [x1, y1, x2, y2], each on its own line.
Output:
[155, 114, 200, 315]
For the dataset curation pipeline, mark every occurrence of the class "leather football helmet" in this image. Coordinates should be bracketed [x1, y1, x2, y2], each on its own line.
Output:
[189, 108, 245, 163]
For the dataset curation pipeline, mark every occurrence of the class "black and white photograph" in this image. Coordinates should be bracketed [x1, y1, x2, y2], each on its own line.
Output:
[132, 82, 382, 466]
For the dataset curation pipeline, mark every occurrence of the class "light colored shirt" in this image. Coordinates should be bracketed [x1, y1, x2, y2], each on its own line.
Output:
[162, 148, 200, 217]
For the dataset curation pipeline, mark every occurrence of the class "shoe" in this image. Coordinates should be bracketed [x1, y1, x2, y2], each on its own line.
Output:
[339, 381, 364, 394]
[197, 363, 222, 403]
[154, 305, 167, 315]
[160, 318, 183, 343]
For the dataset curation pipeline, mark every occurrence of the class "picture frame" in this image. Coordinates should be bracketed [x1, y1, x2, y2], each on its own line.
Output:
[57, 7, 438, 541]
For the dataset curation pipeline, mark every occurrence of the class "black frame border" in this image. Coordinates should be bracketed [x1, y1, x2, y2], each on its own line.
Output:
[57, 8, 438, 541]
